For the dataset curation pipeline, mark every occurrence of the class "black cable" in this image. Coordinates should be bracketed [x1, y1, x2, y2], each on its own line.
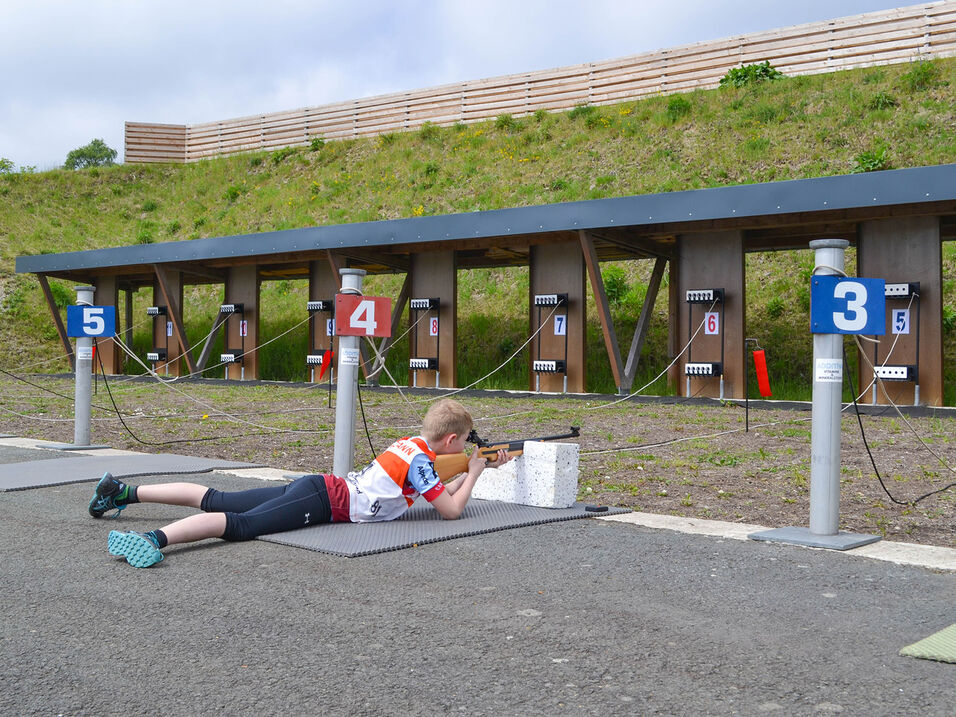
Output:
[843, 347, 955, 506]
[356, 379, 377, 461]
[0, 366, 116, 413]
[93, 347, 325, 447]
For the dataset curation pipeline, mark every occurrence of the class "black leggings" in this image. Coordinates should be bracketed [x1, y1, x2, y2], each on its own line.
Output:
[200, 474, 332, 541]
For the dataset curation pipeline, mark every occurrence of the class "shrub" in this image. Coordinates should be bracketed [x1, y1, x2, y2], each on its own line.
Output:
[495, 113, 519, 131]
[867, 91, 898, 110]
[271, 146, 296, 165]
[900, 60, 942, 92]
[568, 104, 596, 121]
[943, 306, 956, 334]
[719, 61, 784, 88]
[533, 109, 549, 122]
[852, 147, 890, 173]
[309, 136, 325, 151]
[666, 96, 692, 122]
[418, 122, 440, 141]
[48, 280, 73, 309]
[64, 138, 117, 170]
[765, 295, 785, 319]
[379, 132, 398, 146]
[602, 265, 629, 305]
[142, 199, 158, 212]
[0, 157, 14, 174]
[224, 185, 242, 201]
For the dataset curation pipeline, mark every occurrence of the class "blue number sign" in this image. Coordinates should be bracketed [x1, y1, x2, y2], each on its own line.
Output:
[66, 305, 117, 337]
[810, 276, 885, 335]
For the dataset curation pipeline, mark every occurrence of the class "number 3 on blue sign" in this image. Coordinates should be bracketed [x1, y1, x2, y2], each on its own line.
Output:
[810, 276, 885, 335]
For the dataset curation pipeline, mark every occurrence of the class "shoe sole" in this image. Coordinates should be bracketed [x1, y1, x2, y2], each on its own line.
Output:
[108, 531, 163, 568]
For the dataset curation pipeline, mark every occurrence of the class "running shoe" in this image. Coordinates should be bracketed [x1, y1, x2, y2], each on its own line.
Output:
[108, 530, 164, 568]
[88, 472, 129, 519]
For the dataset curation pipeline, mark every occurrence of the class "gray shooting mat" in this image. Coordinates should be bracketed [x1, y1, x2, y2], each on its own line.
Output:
[0, 453, 263, 492]
[258, 499, 630, 557]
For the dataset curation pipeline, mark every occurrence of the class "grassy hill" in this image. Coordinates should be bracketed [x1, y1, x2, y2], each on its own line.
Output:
[2, 58, 955, 402]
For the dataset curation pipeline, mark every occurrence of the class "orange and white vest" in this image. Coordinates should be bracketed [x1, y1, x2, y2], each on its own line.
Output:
[344, 436, 444, 522]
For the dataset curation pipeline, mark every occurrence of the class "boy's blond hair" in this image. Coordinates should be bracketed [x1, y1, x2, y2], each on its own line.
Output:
[421, 399, 473, 442]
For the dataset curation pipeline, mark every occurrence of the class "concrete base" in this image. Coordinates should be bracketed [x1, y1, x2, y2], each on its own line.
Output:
[472, 440, 578, 509]
[46, 443, 111, 451]
[749, 526, 881, 551]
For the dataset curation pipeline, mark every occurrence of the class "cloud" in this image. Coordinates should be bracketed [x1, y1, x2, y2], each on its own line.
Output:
[0, 0, 908, 169]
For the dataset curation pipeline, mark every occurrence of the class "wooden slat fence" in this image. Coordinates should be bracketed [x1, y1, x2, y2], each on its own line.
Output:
[126, 1, 956, 163]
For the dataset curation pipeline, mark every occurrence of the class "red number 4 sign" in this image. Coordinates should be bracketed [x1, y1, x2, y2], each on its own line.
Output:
[334, 295, 392, 337]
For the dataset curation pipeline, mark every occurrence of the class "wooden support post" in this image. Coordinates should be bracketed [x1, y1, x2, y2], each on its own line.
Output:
[623, 256, 667, 391]
[154, 265, 197, 375]
[530, 241, 586, 393]
[308, 259, 339, 383]
[93, 276, 122, 374]
[37, 274, 74, 370]
[123, 289, 133, 364]
[858, 216, 943, 406]
[224, 265, 259, 380]
[672, 231, 745, 399]
[152, 272, 184, 377]
[580, 231, 624, 392]
[409, 251, 456, 388]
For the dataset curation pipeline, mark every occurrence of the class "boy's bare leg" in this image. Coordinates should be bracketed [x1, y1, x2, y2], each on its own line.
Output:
[158, 512, 227, 546]
[136, 482, 209, 508]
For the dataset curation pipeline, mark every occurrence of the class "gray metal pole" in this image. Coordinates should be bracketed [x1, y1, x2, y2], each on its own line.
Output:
[73, 285, 95, 447]
[332, 269, 366, 477]
[808, 239, 848, 536]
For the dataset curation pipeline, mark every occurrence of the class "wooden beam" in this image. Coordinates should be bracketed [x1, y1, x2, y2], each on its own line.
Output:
[196, 311, 228, 372]
[153, 265, 198, 374]
[580, 231, 624, 391]
[37, 274, 74, 370]
[623, 256, 667, 390]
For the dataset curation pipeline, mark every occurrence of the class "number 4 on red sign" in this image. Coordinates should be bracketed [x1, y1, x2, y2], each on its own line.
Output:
[334, 295, 392, 337]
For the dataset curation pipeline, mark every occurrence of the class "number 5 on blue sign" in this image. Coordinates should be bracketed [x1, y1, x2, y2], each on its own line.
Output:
[66, 305, 117, 337]
[810, 276, 885, 335]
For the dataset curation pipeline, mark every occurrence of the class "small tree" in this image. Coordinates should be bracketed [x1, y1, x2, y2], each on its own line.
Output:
[0, 157, 15, 174]
[64, 139, 117, 170]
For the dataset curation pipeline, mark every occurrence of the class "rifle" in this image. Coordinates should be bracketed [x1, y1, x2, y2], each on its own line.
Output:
[434, 426, 580, 480]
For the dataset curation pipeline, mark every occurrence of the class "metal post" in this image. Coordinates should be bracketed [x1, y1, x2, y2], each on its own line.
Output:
[73, 285, 95, 448]
[332, 269, 365, 477]
[808, 240, 847, 537]
[749, 239, 879, 550]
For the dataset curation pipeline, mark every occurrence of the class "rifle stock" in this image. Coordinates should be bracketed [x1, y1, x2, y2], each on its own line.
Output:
[434, 445, 523, 480]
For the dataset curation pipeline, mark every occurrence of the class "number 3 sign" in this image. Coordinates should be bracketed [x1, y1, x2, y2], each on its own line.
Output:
[810, 276, 885, 335]
[334, 295, 392, 337]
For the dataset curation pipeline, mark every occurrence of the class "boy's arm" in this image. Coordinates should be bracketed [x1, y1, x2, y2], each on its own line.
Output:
[431, 447, 509, 519]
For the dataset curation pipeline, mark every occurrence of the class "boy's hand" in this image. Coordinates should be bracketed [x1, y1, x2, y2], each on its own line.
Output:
[467, 447, 513, 476]
[485, 448, 512, 469]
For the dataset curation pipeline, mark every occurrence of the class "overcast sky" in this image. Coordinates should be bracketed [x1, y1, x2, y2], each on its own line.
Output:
[1, 0, 911, 171]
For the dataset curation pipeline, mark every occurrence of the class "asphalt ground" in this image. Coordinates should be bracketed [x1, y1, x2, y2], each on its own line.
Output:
[1, 445, 954, 716]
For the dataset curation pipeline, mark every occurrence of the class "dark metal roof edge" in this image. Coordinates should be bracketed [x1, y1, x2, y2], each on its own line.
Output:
[15, 163, 956, 275]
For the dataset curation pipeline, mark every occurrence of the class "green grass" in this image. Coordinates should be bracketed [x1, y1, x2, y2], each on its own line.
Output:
[2, 58, 955, 401]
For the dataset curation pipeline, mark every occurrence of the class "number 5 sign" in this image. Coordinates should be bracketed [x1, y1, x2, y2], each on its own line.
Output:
[66, 305, 116, 337]
[334, 295, 392, 337]
[810, 276, 885, 335]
